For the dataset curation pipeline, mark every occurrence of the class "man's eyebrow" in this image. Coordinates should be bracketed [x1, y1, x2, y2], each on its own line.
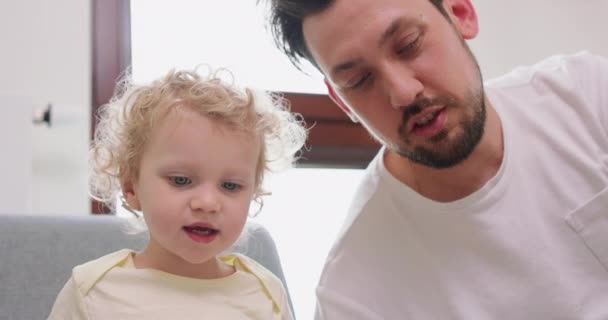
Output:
[330, 60, 360, 78]
[329, 17, 417, 79]
[379, 16, 421, 47]
[379, 18, 402, 49]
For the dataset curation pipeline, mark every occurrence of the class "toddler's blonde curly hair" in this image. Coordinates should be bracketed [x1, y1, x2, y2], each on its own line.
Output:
[90, 68, 307, 213]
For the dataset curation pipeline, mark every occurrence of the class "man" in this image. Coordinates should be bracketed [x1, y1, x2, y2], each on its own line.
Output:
[266, 0, 608, 318]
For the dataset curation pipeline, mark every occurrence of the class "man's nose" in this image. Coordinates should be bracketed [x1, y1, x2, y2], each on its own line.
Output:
[381, 66, 424, 109]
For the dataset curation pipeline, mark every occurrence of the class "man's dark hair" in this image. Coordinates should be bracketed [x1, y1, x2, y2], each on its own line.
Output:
[266, 0, 446, 71]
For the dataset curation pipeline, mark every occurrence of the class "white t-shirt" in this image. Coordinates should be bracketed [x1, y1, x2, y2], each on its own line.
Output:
[48, 249, 293, 320]
[315, 52, 608, 320]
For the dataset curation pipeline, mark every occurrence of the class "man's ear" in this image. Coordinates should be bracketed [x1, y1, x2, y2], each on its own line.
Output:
[120, 177, 141, 211]
[324, 79, 359, 123]
[443, 0, 479, 40]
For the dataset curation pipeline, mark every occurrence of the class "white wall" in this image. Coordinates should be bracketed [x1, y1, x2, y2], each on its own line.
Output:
[470, 0, 608, 79]
[0, 0, 91, 215]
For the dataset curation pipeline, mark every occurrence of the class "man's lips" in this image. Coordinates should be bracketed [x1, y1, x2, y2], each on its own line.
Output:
[406, 105, 446, 133]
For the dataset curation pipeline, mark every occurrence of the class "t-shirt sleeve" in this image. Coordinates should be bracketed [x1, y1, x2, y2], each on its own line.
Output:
[231, 253, 295, 319]
[46, 276, 88, 320]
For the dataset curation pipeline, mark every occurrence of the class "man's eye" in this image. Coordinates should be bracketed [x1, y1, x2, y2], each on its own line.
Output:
[222, 182, 241, 191]
[348, 73, 371, 89]
[397, 35, 421, 55]
[170, 176, 191, 186]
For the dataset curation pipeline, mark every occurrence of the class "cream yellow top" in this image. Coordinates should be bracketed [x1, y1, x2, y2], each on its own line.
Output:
[47, 249, 292, 320]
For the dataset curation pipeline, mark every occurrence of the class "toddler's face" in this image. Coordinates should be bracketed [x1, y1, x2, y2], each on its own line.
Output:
[125, 107, 260, 277]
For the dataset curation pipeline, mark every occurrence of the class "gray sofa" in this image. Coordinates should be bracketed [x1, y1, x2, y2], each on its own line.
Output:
[0, 214, 293, 320]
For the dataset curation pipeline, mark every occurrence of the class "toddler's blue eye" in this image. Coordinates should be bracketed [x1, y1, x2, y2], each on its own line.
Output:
[222, 182, 240, 191]
[170, 176, 191, 186]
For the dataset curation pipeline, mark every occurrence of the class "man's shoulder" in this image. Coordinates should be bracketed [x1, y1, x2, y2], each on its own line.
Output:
[486, 51, 602, 89]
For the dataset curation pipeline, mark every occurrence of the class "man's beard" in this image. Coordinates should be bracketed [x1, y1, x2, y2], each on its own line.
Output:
[394, 82, 486, 169]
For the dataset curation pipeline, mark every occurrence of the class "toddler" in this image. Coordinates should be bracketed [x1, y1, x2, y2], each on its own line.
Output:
[47, 68, 307, 319]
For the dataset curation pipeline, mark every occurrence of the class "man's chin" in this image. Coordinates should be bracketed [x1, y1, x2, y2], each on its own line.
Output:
[395, 144, 476, 169]
[396, 125, 482, 169]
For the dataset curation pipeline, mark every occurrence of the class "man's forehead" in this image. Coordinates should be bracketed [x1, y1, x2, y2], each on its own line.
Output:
[303, 2, 426, 76]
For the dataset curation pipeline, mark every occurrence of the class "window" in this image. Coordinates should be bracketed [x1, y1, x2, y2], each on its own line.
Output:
[130, 0, 325, 94]
[254, 168, 364, 320]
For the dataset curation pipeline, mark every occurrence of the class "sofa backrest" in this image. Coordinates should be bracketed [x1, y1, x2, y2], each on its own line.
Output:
[0, 214, 293, 320]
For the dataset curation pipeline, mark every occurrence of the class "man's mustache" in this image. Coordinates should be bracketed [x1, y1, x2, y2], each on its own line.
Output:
[400, 96, 456, 132]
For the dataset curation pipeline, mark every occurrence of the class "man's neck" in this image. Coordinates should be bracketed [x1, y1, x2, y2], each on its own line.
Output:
[384, 103, 503, 203]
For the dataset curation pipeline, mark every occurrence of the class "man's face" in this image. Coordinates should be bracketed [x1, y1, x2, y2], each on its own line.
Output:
[303, 0, 486, 168]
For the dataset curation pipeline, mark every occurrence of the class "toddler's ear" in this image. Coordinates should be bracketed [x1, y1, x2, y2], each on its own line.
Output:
[120, 178, 141, 211]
